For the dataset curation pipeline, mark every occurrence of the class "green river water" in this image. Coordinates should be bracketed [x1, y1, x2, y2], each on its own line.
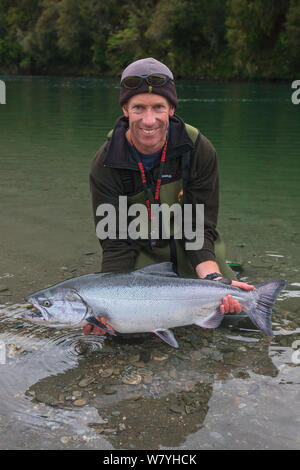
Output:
[0, 76, 299, 450]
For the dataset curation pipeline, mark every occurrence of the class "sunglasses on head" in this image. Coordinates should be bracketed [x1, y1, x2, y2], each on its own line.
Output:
[121, 74, 174, 89]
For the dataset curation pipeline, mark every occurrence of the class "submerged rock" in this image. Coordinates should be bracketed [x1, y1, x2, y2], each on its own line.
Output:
[78, 377, 95, 388]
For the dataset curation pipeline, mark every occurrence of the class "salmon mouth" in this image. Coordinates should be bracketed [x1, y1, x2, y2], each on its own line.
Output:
[22, 299, 45, 321]
[22, 310, 43, 320]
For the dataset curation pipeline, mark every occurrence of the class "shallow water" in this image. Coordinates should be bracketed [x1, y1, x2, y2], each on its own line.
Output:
[0, 77, 299, 449]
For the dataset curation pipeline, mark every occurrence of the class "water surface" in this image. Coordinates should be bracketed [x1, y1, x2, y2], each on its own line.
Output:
[0, 76, 299, 449]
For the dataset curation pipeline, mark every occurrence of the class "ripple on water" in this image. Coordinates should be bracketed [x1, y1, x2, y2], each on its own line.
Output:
[0, 303, 108, 448]
[0, 299, 299, 450]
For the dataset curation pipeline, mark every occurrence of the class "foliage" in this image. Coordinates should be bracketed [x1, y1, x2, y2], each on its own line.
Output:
[0, 0, 298, 78]
[226, 0, 292, 78]
[285, 0, 300, 74]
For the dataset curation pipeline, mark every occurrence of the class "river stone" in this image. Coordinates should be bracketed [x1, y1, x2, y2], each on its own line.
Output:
[128, 354, 140, 363]
[35, 393, 60, 406]
[143, 374, 153, 384]
[122, 374, 142, 385]
[78, 377, 95, 387]
[223, 352, 234, 363]
[73, 399, 87, 407]
[169, 404, 184, 414]
[103, 387, 117, 395]
[140, 350, 151, 363]
[134, 361, 145, 368]
[101, 368, 114, 378]
[152, 352, 168, 361]
[184, 381, 196, 392]
[211, 350, 224, 361]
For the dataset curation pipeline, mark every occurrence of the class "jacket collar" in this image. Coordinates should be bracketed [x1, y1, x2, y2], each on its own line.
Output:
[103, 114, 195, 170]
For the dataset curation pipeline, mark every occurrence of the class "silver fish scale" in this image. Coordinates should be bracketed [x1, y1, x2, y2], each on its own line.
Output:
[74, 273, 256, 334]
[23, 264, 286, 344]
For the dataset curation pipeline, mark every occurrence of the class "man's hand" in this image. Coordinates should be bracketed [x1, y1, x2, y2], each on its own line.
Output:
[83, 316, 115, 336]
[195, 260, 254, 315]
[220, 280, 254, 314]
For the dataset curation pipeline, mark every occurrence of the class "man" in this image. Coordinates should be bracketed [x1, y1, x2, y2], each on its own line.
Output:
[85, 58, 253, 336]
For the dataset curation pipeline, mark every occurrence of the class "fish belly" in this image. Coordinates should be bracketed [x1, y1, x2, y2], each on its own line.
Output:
[101, 298, 220, 334]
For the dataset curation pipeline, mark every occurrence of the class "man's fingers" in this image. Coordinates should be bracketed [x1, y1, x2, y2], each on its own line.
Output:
[83, 324, 106, 335]
[83, 316, 116, 336]
[221, 295, 230, 313]
[83, 324, 93, 335]
[227, 295, 235, 313]
[93, 326, 107, 335]
[231, 280, 254, 291]
[233, 299, 242, 313]
[221, 295, 243, 314]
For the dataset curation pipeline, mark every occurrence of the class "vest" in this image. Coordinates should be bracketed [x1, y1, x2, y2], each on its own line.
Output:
[114, 123, 199, 199]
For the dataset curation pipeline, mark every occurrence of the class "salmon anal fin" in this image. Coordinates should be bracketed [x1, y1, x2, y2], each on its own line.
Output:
[153, 329, 179, 348]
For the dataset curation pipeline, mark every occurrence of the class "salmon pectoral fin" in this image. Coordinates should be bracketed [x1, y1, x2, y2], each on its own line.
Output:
[153, 329, 179, 348]
[195, 307, 224, 329]
[86, 316, 116, 335]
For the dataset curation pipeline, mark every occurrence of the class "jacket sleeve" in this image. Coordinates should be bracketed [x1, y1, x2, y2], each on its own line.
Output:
[90, 144, 140, 272]
[184, 132, 219, 268]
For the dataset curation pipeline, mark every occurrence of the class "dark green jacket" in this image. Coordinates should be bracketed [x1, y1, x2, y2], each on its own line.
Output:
[90, 114, 219, 274]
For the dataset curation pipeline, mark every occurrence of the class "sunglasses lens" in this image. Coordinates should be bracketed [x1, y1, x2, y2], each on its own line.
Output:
[147, 74, 168, 86]
[122, 76, 143, 89]
[122, 74, 172, 89]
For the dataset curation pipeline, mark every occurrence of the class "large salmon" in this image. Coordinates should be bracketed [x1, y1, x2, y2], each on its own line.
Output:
[23, 263, 286, 348]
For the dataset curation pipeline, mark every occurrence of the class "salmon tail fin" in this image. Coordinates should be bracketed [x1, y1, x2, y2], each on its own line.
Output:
[247, 279, 286, 337]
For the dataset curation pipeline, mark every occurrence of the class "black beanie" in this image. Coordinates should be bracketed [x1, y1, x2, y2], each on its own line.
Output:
[120, 58, 178, 108]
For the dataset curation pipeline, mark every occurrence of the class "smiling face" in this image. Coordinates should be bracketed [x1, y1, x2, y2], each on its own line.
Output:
[122, 93, 175, 154]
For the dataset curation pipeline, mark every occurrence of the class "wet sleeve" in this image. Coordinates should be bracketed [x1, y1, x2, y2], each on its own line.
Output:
[184, 133, 219, 267]
[90, 145, 140, 272]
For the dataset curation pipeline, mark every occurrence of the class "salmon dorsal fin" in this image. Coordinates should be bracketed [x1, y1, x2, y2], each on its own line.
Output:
[133, 262, 178, 277]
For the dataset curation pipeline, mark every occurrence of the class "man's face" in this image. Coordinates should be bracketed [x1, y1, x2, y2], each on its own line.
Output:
[122, 93, 175, 154]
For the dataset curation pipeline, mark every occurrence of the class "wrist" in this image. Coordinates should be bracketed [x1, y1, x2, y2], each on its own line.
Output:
[195, 261, 220, 279]
[204, 272, 223, 280]
[203, 272, 232, 285]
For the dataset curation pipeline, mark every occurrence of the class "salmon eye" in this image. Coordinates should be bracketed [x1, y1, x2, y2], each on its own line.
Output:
[43, 300, 51, 307]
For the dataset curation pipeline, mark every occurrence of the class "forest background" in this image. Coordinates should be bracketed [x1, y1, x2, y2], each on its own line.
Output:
[0, 0, 299, 79]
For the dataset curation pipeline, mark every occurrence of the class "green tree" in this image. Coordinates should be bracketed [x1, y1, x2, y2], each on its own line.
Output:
[226, 0, 290, 78]
[0, 0, 42, 70]
[55, 0, 126, 73]
[107, 0, 227, 78]
[285, 0, 300, 74]
[106, 0, 159, 73]
[23, 0, 61, 72]
[0, 0, 298, 78]
[146, 0, 227, 77]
